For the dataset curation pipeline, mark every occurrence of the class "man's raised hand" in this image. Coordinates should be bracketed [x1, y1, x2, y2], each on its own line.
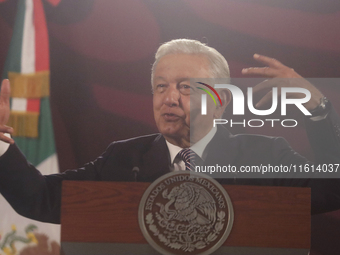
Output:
[242, 54, 323, 111]
[0, 79, 14, 144]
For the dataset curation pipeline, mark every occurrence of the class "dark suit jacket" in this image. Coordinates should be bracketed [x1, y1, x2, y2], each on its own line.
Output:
[1, 107, 340, 224]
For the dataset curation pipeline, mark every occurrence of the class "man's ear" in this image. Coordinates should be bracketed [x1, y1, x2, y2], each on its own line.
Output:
[214, 89, 231, 118]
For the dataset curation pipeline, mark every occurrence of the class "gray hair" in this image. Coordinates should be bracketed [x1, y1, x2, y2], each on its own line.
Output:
[151, 39, 230, 84]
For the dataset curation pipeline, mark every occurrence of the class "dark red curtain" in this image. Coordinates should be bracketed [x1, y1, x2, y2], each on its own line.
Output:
[1, 1, 340, 254]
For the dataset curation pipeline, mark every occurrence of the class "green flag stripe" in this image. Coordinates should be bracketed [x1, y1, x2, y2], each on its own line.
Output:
[2, 0, 26, 79]
[14, 97, 56, 166]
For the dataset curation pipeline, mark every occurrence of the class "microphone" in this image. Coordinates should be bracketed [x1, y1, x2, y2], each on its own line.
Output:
[132, 166, 140, 182]
[130, 142, 151, 182]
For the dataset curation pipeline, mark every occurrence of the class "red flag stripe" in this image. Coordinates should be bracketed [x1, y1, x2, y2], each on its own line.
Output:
[34, 0, 49, 71]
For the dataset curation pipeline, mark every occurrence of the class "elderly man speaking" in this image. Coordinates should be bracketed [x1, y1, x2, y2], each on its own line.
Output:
[0, 39, 339, 223]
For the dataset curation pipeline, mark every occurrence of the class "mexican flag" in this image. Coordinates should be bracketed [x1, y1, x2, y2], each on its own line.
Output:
[0, 0, 60, 254]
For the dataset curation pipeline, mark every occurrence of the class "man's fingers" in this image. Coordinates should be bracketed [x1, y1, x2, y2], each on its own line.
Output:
[0, 125, 14, 134]
[0, 134, 14, 144]
[242, 54, 301, 79]
[242, 67, 279, 78]
[252, 54, 284, 68]
[0, 124, 14, 144]
[0, 132, 14, 144]
[242, 54, 287, 77]
[0, 79, 11, 105]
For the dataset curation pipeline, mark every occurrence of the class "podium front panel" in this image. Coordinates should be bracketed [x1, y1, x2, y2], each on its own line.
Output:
[61, 181, 310, 254]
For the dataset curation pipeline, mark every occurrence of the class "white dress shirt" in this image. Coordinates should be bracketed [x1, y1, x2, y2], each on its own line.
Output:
[0, 133, 10, 156]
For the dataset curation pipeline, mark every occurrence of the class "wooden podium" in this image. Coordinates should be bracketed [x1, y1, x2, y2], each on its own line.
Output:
[60, 181, 310, 255]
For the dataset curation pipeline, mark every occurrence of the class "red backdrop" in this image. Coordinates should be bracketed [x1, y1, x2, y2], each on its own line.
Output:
[1, 1, 340, 254]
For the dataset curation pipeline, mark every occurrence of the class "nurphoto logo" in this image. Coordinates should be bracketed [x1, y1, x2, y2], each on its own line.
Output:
[196, 80, 312, 128]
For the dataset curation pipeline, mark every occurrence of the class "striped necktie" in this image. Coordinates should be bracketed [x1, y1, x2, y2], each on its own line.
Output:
[177, 148, 198, 171]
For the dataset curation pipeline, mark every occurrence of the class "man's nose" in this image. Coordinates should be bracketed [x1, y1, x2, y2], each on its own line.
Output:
[164, 86, 180, 107]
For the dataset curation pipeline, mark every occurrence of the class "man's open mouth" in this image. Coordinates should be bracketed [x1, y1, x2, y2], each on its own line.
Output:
[163, 113, 181, 121]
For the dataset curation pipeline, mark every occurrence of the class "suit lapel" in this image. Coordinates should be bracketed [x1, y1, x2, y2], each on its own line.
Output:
[204, 126, 239, 166]
[140, 134, 171, 181]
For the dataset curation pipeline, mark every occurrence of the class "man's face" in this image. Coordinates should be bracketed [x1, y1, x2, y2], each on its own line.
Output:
[152, 53, 219, 147]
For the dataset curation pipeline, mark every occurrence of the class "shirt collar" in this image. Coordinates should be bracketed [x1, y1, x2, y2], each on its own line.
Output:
[165, 126, 217, 164]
